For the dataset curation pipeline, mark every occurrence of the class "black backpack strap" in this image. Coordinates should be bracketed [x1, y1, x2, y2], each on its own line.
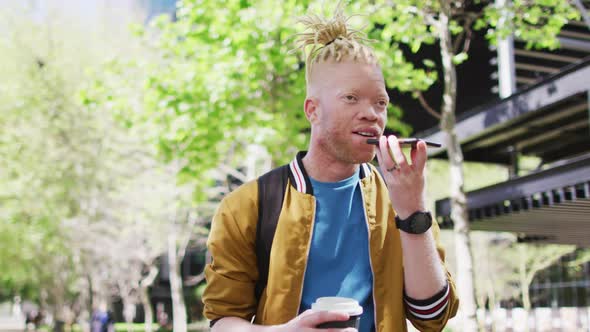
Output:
[254, 164, 290, 302]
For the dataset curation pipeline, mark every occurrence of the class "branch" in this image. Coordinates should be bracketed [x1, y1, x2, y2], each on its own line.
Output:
[219, 164, 249, 184]
[424, 13, 438, 27]
[452, 12, 479, 55]
[566, 249, 590, 268]
[368, 2, 394, 16]
[573, 0, 590, 30]
[453, 31, 465, 55]
[176, 210, 200, 260]
[461, 26, 473, 54]
[203, 185, 230, 199]
[184, 271, 205, 287]
[139, 265, 159, 288]
[415, 91, 441, 120]
[525, 245, 576, 285]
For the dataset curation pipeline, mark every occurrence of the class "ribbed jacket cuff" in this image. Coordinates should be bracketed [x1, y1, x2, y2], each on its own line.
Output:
[404, 282, 450, 320]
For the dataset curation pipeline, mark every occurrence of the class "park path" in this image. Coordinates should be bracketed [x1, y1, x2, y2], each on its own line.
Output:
[0, 302, 24, 332]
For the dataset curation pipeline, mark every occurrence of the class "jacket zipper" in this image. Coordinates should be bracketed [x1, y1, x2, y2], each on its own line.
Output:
[360, 184, 378, 332]
[295, 197, 316, 316]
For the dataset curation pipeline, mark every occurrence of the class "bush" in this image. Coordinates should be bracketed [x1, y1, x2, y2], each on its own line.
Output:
[114, 323, 161, 332]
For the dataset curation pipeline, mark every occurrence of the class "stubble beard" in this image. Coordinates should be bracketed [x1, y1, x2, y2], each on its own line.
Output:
[322, 134, 375, 165]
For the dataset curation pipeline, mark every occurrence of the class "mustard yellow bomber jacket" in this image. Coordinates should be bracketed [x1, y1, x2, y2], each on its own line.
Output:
[203, 153, 459, 331]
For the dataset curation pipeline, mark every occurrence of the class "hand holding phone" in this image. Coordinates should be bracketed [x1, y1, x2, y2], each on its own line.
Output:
[366, 138, 441, 148]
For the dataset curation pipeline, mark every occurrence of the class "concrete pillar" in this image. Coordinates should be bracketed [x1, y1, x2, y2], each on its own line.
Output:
[496, 0, 517, 98]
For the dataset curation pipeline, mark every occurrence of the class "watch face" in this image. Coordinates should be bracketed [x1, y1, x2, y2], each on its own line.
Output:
[410, 213, 432, 234]
[396, 211, 433, 234]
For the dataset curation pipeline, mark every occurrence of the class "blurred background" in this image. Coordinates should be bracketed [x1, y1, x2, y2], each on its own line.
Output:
[1, 1, 589, 332]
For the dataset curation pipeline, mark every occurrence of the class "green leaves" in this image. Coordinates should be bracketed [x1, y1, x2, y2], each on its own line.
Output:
[2, 0, 582, 313]
[480, 0, 580, 50]
[422, 59, 436, 68]
[84, 0, 582, 222]
[452, 52, 468, 65]
[0, 2, 186, 308]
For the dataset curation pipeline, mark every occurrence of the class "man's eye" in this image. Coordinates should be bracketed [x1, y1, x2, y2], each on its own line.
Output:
[344, 95, 358, 102]
[378, 100, 388, 107]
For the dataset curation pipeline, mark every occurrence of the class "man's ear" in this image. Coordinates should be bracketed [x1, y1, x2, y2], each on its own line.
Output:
[304, 97, 319, 123]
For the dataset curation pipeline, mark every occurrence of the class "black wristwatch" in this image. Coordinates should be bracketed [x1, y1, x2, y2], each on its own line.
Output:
[395, 211, 433, 234]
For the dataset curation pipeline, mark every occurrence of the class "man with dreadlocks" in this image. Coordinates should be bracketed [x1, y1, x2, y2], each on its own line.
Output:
[203, 4, 458, 332]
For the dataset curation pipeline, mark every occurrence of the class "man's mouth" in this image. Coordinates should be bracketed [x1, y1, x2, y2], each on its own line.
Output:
[353, 130, 379, 138]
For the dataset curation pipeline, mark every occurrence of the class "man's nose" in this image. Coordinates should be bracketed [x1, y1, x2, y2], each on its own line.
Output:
[360, 104, 379, 121]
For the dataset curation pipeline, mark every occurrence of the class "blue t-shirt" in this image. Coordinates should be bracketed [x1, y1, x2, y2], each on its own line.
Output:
[299, 169, 375, 332]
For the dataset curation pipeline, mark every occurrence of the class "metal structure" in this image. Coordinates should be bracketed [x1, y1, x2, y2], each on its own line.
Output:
[420, 60, 590, 165]
[435, 153, 590, 246]
[417, 14, 590, 246]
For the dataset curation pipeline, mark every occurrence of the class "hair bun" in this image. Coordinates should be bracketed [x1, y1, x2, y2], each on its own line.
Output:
[291, 1, 378, 82]
[295, 5, 358, 49]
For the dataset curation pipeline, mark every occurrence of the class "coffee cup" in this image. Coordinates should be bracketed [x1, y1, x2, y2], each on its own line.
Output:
[311, 297, 363, 329]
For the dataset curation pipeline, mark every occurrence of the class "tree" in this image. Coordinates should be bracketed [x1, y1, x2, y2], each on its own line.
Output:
[0, 8, 98, 327]
[128, 0, 412, 172]
[471, 233, 577, 332]
[65, 165, 173, 332]
[514, 243, 576, 332]
[87, 2, 411, 330]
[0, 3, 186, 332]
[471, 232, 519, 332]
[89, 1, 581, 330]
[351, 0, 581, 329]
[478, 240, 576, 331]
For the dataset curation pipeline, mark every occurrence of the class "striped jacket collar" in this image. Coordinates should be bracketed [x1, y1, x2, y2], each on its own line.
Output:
[288, 151, 372, 195]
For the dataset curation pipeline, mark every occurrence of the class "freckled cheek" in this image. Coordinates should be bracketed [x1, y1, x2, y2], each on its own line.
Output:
[325, 120, 349, 139]
[379, 113, 387, 126]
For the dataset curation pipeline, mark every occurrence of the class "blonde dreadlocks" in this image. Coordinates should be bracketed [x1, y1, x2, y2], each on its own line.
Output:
[293, 2, 379, 85]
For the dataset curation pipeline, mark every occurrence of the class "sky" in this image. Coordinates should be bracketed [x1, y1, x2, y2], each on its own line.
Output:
[2, 0, 175, 26]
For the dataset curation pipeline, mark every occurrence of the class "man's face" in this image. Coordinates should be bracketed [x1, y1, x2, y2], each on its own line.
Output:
[306, 60, 389, 164]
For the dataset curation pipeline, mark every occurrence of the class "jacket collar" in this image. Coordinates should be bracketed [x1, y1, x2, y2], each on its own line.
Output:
[288, 151, 372, 195]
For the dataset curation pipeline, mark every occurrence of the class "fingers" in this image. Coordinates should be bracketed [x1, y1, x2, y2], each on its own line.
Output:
[297, 309, 316, 321]
[377, 135, 429, 173]
[411, 140, 428, 172]
[300, 309, 314, 316]
[377, 136, 393, 172]
[299, 311, 349, 328]
[387, 136, 410, 171]
[377, 135, 399, 172]
[309, 326, 357, 332]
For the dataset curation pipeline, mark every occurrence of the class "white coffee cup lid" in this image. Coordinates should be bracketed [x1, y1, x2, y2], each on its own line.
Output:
[311, 297, 363, 316]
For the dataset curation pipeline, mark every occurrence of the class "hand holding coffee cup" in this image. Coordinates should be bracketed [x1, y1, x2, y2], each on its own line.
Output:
[312, 297, 363, 329]
[277, 308, 357, 332]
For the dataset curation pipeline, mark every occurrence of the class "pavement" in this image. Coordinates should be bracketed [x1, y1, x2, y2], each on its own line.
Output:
[0, 303, 24, 332]
[0, 317, 23, 332]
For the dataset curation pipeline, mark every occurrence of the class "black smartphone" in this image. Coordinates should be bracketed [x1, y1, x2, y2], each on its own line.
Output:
[366, 138, 441, 148]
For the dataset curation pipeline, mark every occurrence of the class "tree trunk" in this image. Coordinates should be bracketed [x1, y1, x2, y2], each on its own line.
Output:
[50, 282, 67, 332]
[52, 305, 66, 332]
[475, 293, 486, 332]
[438, 3, 478, 331]
[140, 287, 154, 332]
[86, 274, 94, 332]
[519, 245, 531, 332]
[122, 296, 135, 332]
[53, 320, 65, 332]
[168, 232, 187, 332]
[139, 265, 159, 332]
[484, 247, 497, 332]
[487, 281, 498, 332]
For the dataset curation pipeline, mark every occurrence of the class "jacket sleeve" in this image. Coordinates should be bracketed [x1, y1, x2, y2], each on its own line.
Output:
[202, 183, 259, 324]
[405, 221, 460, 332]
